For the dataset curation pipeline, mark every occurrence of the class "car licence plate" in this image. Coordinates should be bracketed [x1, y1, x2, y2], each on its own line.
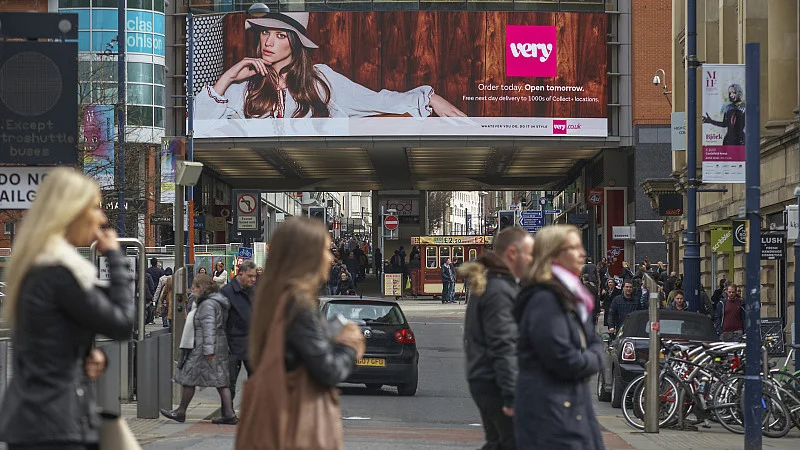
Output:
[356, 358, 386, 367]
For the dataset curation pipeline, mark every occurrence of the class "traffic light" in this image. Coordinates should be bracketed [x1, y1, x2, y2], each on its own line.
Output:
[308, 206, 326, 222]
[498, 210, 517, 231]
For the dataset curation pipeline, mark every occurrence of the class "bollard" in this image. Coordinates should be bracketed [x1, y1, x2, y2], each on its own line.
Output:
[643, 274, 660, 433]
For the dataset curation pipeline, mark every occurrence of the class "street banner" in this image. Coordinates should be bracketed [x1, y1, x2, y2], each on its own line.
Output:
[82, 105, 115, 190]
[160, 137, 185, 203]
[671, 112, 686, 151]
[702, 64, 746, 183]
[711, 228, 733, 253]
[190, 11, 607, 138]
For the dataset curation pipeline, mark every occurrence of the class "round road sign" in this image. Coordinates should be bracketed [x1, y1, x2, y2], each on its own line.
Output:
[384, 215, 399, 230]
[238, 194, 257, 214]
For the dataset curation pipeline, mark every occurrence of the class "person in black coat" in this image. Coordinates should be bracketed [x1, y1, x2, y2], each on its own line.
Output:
[336, 271, 356, 295]
[513, 225, 605, 450]
[459, 227, 534, 450]
[0, 168, 136, 450]
[220, 260, 258, 401]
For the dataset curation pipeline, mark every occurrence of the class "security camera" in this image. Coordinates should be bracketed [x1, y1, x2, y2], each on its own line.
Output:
[653, 75, 661, 86]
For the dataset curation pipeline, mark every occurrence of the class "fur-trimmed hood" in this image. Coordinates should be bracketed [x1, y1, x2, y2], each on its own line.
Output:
[31, 235, 101, 292]
[457, 251, 513, 296]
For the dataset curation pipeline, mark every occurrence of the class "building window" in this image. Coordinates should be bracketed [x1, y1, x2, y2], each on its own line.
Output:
[128, 62, 154, 83]
[4, 223, 15, 235]
[60, 0, 90, 6]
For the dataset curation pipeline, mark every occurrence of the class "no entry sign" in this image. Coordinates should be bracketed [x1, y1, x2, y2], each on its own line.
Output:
[384, 215, 399, 230]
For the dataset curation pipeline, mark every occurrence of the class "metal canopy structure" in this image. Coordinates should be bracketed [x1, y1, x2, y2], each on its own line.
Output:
[193, 137, 616, 192]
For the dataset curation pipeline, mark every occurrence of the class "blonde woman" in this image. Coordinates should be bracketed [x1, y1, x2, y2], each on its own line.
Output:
[0, 168, 135, 450]
[513, 225, 604, 450]
[236, 217, 365, 449]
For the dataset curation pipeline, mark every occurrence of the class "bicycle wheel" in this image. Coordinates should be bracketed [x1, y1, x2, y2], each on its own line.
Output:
[759, 389, 792, 438]
[712, 375, 746, 434]
[622, 374, 680, 430]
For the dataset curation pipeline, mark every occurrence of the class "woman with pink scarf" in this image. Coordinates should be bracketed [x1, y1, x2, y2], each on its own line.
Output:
[513, 225, 605, 450]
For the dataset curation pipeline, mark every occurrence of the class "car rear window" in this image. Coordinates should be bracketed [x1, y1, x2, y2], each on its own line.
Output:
[635, 317, 717, 341]
[325, 303, 405, 325]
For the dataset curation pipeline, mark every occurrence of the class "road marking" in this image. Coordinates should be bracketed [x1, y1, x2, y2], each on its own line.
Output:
[469, 423, 482, 427]
[343, 416, 371, 420]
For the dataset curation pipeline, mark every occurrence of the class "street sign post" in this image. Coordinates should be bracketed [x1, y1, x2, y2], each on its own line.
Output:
[233, 190, 262, 244]
[237, 247, 254, 259]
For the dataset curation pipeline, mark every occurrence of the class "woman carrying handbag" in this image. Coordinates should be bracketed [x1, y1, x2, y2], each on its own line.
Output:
[236, 217, 366, 450]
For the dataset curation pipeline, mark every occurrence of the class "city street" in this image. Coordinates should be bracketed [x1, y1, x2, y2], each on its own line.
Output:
[130, 300, 800, 449]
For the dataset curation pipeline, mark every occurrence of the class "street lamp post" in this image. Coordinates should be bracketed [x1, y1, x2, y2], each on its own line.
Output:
[116, 0, 126, 235]
[185, 3, 269, 261]
[683, 0, 701, 313]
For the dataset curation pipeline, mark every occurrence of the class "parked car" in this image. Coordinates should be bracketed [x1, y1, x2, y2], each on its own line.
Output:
[320, 298, 419, 396]
[597, 310, 718, 408]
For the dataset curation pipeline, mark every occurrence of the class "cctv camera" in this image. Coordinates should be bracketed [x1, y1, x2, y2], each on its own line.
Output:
[653, 75, 661, 86]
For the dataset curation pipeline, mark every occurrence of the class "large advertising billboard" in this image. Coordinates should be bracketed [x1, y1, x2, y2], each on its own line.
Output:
[191, 11, 607, 138]
[702, 64, 746, 184]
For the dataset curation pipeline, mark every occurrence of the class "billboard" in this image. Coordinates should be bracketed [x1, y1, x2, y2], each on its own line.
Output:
[82, 105, 115, 190]
[191, 11, 607, 138]
[702, 64, 746, 183]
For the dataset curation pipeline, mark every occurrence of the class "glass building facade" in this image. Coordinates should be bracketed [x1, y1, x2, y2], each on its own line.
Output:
[60, 0, 166, 138]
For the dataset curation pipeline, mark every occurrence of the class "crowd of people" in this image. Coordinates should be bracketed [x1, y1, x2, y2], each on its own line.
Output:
[0, 167, 750, 450]
[578, 257, 745, 341]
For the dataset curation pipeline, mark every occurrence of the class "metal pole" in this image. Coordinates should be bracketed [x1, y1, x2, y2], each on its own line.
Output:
[645, 275, 660, 433]
[683, 0, 700, 313]
[116, 0, 126, 235]
[795, 0, 800, 374]
[187, 12, 195, 265]
[380, 206, 385, 296]
[743, 42, 763, 450]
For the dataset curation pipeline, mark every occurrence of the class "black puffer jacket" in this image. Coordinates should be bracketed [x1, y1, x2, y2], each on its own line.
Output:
[461, 251, 519, 408]
[0, 238, 135, 446]
[284, 304, 357, 387]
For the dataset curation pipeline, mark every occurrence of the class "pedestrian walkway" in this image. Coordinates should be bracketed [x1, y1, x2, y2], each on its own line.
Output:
[597, 413, 800, 449]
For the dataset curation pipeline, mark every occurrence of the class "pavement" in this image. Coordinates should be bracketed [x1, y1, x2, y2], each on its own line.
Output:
[11, 273, 798, 449]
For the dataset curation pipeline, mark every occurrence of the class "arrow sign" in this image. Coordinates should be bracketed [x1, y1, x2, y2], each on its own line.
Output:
[519, 217, 544, 227]
[520, 210, 543, 219]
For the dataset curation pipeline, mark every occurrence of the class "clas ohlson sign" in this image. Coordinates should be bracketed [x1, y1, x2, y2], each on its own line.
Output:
[60, 8, 165, 57]
[711, 228, 733, 253]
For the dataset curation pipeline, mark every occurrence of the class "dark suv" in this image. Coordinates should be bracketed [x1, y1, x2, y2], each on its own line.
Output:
[321, 298, 419, 396]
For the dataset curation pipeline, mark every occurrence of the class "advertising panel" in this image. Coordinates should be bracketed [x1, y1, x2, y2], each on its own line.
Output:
[82, 105, 115, 190]
[160, 137, 185, 203]
[191, 11, 607, 138]
[702, 65, 746, 183]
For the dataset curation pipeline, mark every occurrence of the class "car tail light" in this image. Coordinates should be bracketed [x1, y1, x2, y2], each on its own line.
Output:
[621, 341, 636, 361]
[394, 328, 416, 344]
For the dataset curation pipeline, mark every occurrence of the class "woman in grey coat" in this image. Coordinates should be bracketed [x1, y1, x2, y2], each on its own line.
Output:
[160, 274, 237, 424]
[513, 225, 605, 450]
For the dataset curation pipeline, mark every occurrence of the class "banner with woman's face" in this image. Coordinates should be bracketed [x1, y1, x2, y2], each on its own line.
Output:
[191, 11, 607, 138]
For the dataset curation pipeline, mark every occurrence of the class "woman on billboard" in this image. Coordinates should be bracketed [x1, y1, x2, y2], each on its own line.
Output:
[195, 12, 465, 120]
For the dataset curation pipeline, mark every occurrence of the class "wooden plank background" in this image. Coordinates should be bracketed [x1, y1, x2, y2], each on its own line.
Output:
[222, 11, 607, 118]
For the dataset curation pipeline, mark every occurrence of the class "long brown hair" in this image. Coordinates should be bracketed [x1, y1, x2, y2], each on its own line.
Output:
[244, 28, 331, 119]
[248, 217, 331, 366]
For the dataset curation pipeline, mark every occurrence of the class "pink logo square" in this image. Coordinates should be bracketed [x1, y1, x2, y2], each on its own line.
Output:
[506, 25, 558, 78]
[553, 120, 567, 135]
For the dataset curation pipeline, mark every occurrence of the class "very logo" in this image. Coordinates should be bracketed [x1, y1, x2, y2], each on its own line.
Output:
[505, 25, 557, 78]
[508, 42, 553, 62]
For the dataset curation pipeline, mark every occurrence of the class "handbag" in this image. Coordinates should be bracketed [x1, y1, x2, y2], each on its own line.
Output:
[235, 294, 343, 450]
[99, 413, 142, 450]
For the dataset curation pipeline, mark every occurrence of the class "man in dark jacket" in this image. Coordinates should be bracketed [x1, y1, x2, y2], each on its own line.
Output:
[715, 282, 745, 340]
[440, 258, 456, 304]
[461, 227, 534, 450]
[608, 281, 639, 334]
[220, 260, 258, 400]
[147, 257, 164, 290]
